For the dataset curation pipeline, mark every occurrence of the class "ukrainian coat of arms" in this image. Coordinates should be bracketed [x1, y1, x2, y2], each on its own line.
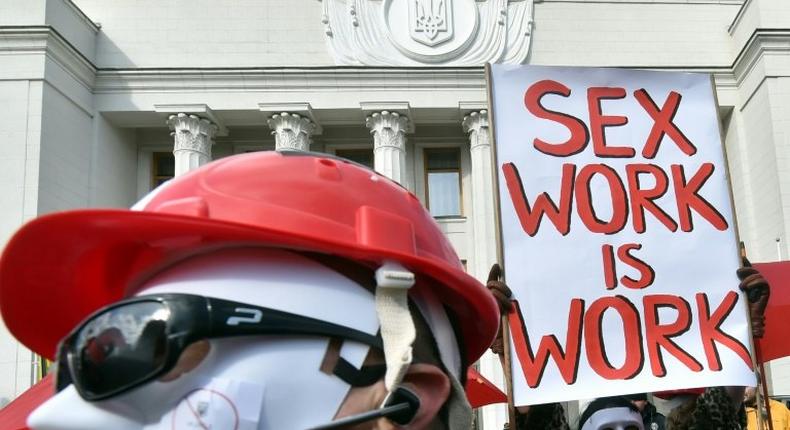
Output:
[319, 0, 535, 66]
[409, 0, 453, 47]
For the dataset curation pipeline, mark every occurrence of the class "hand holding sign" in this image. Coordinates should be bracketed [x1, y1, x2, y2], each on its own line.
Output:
[487, 263, 511, 356]
[737, 261, 770, 339]
[487, 264, 513, 313]
[488, 65, 755, 405]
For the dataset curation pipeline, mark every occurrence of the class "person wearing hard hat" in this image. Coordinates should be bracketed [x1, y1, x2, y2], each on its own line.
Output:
[0, 151, 500, 429]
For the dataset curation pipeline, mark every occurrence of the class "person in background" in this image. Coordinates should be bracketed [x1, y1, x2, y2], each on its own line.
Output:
[624, 393, 666, 430]
[665, 261, 770, 430]
[744, 386, 790, 430]
[578, 397, 644, 430]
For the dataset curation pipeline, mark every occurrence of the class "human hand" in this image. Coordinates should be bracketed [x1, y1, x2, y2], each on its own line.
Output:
[487, 263, 512, 314]
[737, 257, 770, 338]
[487, 264, 512, 355]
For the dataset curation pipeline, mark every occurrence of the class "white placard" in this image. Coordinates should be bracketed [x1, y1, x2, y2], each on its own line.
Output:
[489, 64, 755, 405]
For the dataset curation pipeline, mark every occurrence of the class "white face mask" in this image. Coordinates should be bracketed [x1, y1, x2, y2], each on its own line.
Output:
[580, 407, 644, 430]
[28, 249, 378, 430]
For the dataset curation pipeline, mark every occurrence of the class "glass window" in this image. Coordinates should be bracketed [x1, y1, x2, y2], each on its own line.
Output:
[151, 152, 175, 189]
[425, 148, 462, 217]
[336, 149, 374, 169]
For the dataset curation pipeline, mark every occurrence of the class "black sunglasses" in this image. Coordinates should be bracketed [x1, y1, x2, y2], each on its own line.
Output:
[56, 293, 383, 401]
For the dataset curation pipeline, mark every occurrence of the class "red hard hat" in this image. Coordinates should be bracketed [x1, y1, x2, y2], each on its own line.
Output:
[0, 151, 498, 364]
[652, 388, 705, 399]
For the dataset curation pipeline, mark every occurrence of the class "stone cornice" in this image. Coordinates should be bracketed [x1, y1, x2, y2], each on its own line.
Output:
[0, 26, 96, 90]
[2, 27, 785, 113]
[728, 0, 753, 35]
[732, 29, 790, 85]
[730, 29, 790, 108]
[94, 67, 488, 93]
[93, 65, 743, 101]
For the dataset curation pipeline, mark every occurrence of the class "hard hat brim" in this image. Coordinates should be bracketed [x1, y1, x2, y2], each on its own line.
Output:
[0, 209, 499, 364]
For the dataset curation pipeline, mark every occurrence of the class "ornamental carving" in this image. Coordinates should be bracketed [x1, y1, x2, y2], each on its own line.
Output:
[167, 113, 217, 156]
[462, 110, 490, 150]
[366, 111, 410, 150]
[267, 112, 315, 151]
[320, 0, 534, 66]
[411, 0, 452, 47]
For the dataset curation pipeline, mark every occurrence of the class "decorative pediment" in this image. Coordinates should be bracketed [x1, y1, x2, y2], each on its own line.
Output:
[320, 0, 534, 66]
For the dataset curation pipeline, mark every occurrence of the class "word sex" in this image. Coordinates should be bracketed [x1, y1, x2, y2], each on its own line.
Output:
[503, 79, 727, 236]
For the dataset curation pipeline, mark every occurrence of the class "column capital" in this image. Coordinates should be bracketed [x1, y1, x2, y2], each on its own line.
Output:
[462, 110, 490, 150]
[365, 111, 410, 150]
[167, 113, 217, 154]
[166, 113, 217, 177]
[156, 104, 227, 136]
[367, 111, 409, 185]
[462, 110, 489, 134]
[267, 112, 315, 151]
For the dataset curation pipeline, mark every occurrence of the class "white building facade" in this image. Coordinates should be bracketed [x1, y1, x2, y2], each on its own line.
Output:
[0, 0, 788, 427]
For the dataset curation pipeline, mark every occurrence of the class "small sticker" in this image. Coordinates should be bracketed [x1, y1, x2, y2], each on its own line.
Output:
[169, 379, 264, 430]
[171, 388, 238, 430]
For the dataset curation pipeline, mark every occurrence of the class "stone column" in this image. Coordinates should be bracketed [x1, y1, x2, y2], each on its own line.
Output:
[366, 111, 410, 184]
[267, 112, 314, 151]
[463, 110, 498, 281]
[465, 110, 508, 430]
[167, 113, 218, 177]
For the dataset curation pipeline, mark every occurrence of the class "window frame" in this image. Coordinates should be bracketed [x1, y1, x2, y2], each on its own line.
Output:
[150, 151, 175, 189]
[334, 148, 375, 169]
[423, 147, 464, 218]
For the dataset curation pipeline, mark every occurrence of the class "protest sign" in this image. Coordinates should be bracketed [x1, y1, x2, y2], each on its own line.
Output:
[487, 64, 755, 405]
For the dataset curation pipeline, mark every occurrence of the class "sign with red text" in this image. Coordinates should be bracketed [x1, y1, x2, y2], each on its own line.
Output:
[488, 65, 755, 405]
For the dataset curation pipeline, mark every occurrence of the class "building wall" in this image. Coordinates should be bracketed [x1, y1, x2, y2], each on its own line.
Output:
[0, 0, 46, 26]
[0, 81, 43, 245]
[73, 0, 332, 68]
[531, 1, 741, 67]
[38, 84, 92, 213]
[736, 83, 783, 261]
[0, 0, 101, 406]
[0, 78, 43, 408]
[0, 2, 50, 405]
[769, 77, 790, 260]
[91, 116, 138, 207]
[43, 0, 98, 62]
[762, 75, 790, 396]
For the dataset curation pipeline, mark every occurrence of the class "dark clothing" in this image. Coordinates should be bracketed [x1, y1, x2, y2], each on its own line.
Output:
[511, 403, 570, 430]
[667, 387, 747, 430]
[641, 402, 667, 430]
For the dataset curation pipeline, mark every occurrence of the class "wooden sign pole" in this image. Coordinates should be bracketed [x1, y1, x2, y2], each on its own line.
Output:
[485, 62, 517, 428]
[739, 243, 773, 430]
[758, 351, 775, 430]
[501, 315, 518, 427]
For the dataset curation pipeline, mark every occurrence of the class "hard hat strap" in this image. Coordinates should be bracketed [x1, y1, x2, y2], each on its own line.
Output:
[375, 261, 416, 395]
